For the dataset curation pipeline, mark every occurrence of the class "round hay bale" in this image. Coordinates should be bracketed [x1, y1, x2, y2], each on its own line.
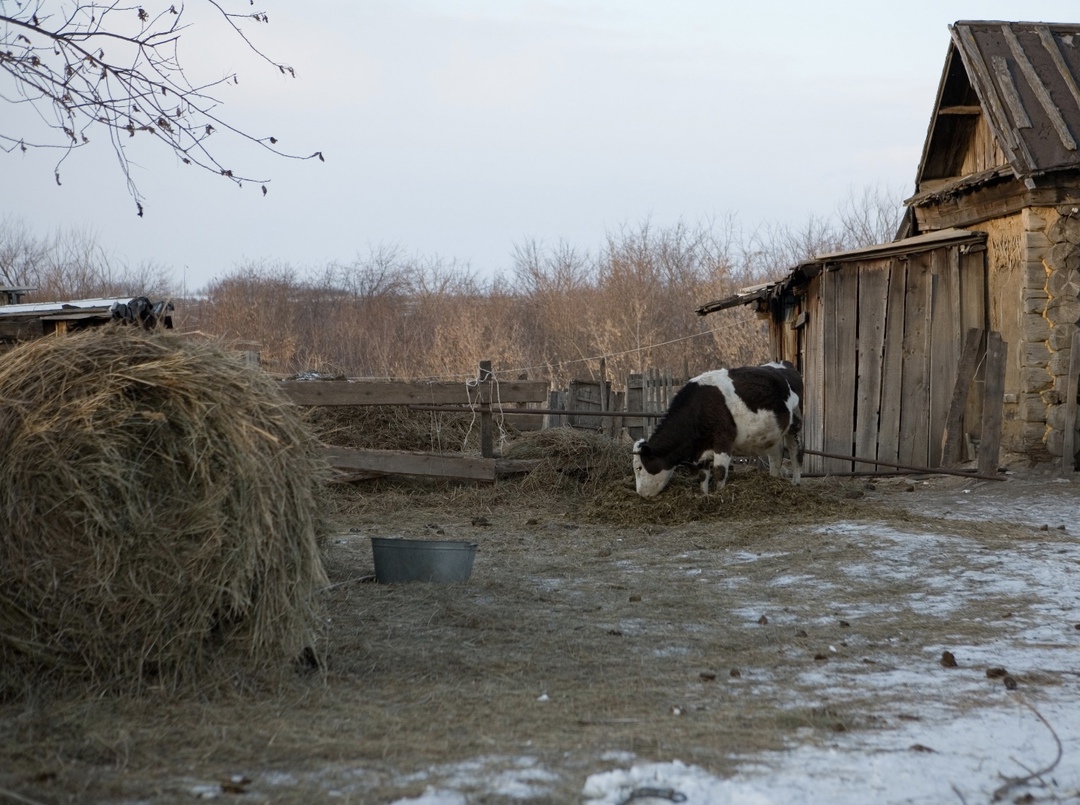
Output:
[0, 328, 329, 695]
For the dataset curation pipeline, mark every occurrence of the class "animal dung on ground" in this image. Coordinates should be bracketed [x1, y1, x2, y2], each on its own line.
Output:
[0, 327, 329, 695]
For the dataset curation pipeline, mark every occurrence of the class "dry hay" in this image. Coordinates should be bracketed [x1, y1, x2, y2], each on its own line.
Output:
[0, 327, 329, 697]
[501, 427, 632, 494]
[584, 465, 868, 525]
[304, 404, 509, 453]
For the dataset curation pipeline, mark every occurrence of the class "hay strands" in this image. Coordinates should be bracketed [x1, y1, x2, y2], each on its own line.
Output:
[804, 448, 1004, 482]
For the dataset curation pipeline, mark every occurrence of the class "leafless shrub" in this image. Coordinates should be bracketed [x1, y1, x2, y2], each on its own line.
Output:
[0, 216, 176, 299]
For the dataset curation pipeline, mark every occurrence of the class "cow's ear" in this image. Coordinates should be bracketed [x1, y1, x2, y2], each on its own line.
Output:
[633, 439, 646, 454]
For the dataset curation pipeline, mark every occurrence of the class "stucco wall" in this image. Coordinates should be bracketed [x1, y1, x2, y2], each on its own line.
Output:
[978, 214, 1028, 455]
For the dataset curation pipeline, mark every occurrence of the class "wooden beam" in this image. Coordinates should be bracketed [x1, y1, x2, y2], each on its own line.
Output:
[977, 331, 1007, 476]
[322, 446, 496, 481]
[281, 378, 549, 407]
[938, 105, 983, 115]
[940, 328, 984, 466]
[1062, 331, 1080, 473]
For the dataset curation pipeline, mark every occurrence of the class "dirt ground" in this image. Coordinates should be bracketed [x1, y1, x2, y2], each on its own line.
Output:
[2, 457, 1079, 804]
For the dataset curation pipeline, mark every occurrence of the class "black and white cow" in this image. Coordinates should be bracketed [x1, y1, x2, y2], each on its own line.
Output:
[631, 361, 803, 497]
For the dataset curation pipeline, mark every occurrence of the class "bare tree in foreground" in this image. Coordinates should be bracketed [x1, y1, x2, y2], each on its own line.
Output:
[0, 1, 322, 215]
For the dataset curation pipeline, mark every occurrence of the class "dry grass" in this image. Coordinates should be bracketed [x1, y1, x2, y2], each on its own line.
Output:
[0, 327, 328, 698]
[303, 403, 494, 454]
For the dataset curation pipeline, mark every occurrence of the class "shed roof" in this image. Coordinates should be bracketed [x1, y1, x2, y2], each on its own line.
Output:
[695, 228, 986, 316]
[917, 20, 1080, 189]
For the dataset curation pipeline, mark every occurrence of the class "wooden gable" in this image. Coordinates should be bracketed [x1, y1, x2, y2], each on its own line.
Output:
[909, 21, 1080, 232]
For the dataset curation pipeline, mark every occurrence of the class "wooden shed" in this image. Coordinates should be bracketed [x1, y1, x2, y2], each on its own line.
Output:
[0, 295, 174, 351]
[697, 20, 1080, 474]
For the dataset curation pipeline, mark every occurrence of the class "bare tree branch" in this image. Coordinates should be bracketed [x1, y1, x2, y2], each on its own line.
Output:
[0, 1, 323, 215]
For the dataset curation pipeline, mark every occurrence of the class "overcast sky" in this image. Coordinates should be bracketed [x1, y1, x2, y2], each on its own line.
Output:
[4, 1, 1080, 293]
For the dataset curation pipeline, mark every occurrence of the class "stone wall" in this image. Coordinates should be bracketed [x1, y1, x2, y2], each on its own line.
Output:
[1019, 206, 1080, 461]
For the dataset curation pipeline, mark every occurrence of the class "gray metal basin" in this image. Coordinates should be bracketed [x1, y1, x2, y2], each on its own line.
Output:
[371, 537, 477, 583]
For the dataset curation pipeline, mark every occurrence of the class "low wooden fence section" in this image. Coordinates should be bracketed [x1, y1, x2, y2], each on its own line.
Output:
[280, 361, 549, 483]
[543, 368, 681, 439]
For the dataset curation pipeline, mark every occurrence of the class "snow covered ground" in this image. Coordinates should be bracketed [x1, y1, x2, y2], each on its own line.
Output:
[383, 473, 1080, 804]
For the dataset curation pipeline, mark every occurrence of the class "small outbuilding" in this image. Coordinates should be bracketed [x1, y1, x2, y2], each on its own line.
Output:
[699, 20, 1080, 474]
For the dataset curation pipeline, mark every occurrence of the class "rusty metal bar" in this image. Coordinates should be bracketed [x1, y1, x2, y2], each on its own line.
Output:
[803, 448, 1004, 482]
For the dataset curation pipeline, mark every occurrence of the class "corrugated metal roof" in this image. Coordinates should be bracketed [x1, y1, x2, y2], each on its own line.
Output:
[951, 20, 1080, 177]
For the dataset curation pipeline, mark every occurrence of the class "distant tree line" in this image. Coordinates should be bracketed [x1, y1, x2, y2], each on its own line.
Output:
[0, 184, 902, 385]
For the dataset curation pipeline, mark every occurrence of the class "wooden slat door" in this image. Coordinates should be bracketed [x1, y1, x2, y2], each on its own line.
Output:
[877, 258, 908, 466]
[928, 247, 963, 466]
[821, 268, 859, 473]
[805, 243, 987, 474]
[898, 252, 933, 467]
[855, 262, 890, 467]
[802, 278, 825, 474]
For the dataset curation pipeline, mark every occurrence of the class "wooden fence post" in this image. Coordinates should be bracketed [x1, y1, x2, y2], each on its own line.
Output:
[479, 360, 493, 458]
[940, 328, 983, 466]
[1063, 331, 1080, 474]
[977, 332, 1006, 477]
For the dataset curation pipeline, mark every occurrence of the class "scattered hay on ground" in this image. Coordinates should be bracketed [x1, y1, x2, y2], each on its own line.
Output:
[0, 328, 329, 697]
[583, 468, 869, 525]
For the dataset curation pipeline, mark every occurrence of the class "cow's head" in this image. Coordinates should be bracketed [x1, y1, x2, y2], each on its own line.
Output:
[632, 438, 674, 498]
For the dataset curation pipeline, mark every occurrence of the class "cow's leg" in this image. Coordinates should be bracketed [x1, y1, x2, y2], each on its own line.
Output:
[698, 450, 714, 494]
[711, 451, 732, 491]
[785, 430, 803, 485]
[767, 441, 784, 477]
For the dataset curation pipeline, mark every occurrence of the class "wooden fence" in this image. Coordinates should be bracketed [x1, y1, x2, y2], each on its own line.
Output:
[280, 360, 689, 483]
[280, 361, 549, 483]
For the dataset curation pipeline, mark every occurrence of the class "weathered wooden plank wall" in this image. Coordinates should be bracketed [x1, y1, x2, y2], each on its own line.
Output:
[854, 262, 889, 466]
[822, 268, 859, 473]
[959, 248, 988, 455]
[803, 277, 825, 474]
[877, 258, 908, 467]
[928, 247, 962, 466]
[899, 252, 933, 467]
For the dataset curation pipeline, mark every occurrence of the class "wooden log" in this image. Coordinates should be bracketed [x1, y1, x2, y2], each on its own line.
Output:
[322, 446, 496, 481]
[280, 378, 548, 407]
[1063, 331, 1080, 473]
[940, 329, 984, 466]
[978, 331, 1007, 476]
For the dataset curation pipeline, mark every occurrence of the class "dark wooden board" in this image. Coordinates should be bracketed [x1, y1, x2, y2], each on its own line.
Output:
[820, 268, 859, 473]
[282, 379, 549, 407]
[978, 331, 1007, 476]
[322, 446, 497, 481]
[899, 253, 932, 467]
[940, 328, 984, 466]
[928, 247, 962, 466]
[854, 262, 889, 464]
[877, 260, 907, 465]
